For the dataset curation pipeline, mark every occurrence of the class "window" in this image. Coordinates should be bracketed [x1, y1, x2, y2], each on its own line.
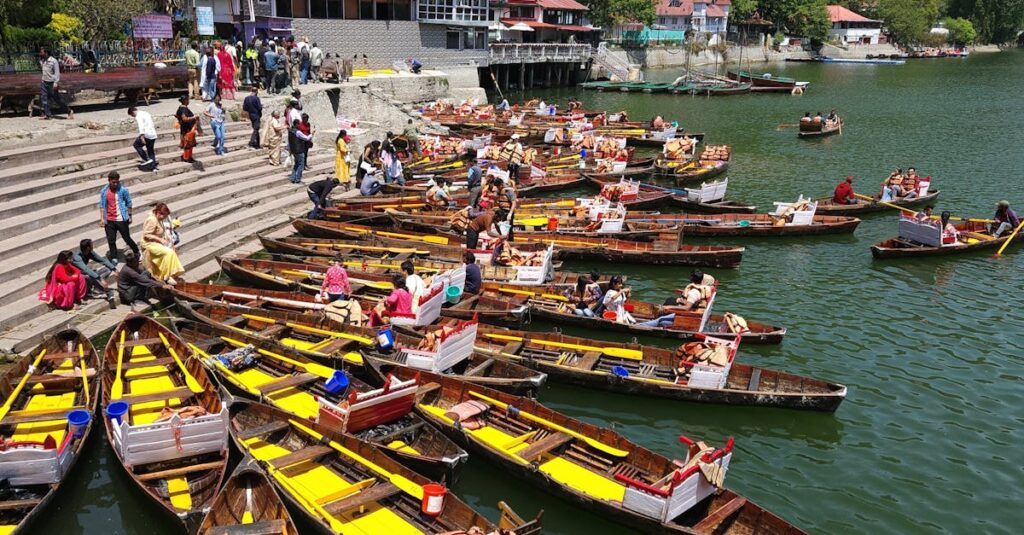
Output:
[328, 0, 342, 17]
[310, 0, 327, 18]
[345, 0, 358, 18]
[292, 0, 308, 17]
[360, 0, 373, 18]
[509, 6, 534, 19]
[276, 0, 292, 17]
[447, 29, 461, 49]
[420, 0, 490, 23]
[671, 17, 677, 25]
[658, 17, 665, 25]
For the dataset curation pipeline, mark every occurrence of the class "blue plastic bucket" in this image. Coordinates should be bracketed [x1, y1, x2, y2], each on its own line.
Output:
[324, 370, 349, 395]
[67, 409, 91, 438]
[446, 285, 463, 305]
[377, 327, 395, 350]
[611, 365, 630, 378]
[105, 401, 129, 425]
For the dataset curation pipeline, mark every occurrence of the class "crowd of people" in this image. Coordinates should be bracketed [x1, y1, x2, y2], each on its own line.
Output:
[39, 172, 183, 312]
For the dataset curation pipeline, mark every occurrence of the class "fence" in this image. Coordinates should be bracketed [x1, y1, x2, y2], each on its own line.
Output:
[489, 43, 592, 64]
[0, 39, 223, 73]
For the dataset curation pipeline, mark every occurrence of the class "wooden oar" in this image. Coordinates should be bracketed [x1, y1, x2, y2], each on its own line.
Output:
[482, 333, 643, 361]
[288, 419, 425, 499]
[262, 460, 346, 532]
[995, 219, 1024, 256]
[0, 348, 48, 421]
[78, 344, 90, 407]
[111, 330, 127, 400]
[776, 123, 800, 129]
[468, 391, 628, 457]
[495, 287, 569, 302]
[853, 194, 994, 222]
[220, 336, 336, 379]
[158, 332, 204, 394]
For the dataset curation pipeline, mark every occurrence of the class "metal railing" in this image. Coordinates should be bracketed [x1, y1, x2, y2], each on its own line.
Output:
[489, 43, 593, 63]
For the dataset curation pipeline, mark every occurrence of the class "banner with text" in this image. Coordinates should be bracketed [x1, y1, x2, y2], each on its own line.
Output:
[131, 15, 173, 39]
[196, 7, 215, 36]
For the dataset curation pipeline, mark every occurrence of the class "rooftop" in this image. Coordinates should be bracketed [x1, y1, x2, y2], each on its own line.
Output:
[826, 4, 879, 23]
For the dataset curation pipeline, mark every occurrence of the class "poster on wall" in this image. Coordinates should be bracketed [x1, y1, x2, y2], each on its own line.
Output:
[131, 15, 173, 39]
[196, 7, 215, 36]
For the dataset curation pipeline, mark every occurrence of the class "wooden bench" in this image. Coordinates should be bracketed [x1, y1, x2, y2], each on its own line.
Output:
[255, 373, 319, 395]
[236, 420, 290, 441]
[517, 432, 572, 461]
[136, 460, 226, 482]
[123, 386, 194, 404]
[121, 357, 176, 370]
[40, 351, 81, 362]
[0, 499, 41, 511]
[207, 519, 288, 535]
[464, 358, 495, 376]
[501, 341, 524, 355]
[322, 482, 401, 514]
[747, 369, 762, 391]
[121, 337, 164, 348]
[574, 351, 602, 371]
[269, 445, 333, 469]
[691, 496, 747, 532]
[1, 405, 88, 425]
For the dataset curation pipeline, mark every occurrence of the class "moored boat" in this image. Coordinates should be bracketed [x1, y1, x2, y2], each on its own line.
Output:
[727, 70, 807, 91]
[227, 400, 542, 535]
[175, 318, 470, 481]
[197, 458, 299, 535]
[477, 283, 785, 344]
[465, 323, 844, 411]
[403, 369, 806, 534]
[101, 314, 229, 533]
[798, 116, 842, 137]
[626, 213, 861, 237]
[0, 329, 100, 534]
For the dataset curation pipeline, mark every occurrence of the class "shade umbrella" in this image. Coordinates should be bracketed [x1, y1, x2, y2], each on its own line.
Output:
[509, 22, 535, 32]
[488, 22, 509, 31]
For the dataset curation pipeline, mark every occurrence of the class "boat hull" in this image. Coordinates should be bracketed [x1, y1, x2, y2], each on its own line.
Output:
[816, 189, 940, 216]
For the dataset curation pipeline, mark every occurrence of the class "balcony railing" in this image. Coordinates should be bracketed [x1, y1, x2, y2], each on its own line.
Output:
[489, 43, 593, 63]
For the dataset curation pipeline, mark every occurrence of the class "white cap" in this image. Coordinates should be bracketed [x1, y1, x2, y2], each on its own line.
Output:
[511, 134, 520, 140]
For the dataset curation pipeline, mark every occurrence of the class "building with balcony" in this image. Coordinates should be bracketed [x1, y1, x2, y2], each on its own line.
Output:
[614, 0, 730, 44]
[827, 5, 882, 45]
[493, 0, 595, 44]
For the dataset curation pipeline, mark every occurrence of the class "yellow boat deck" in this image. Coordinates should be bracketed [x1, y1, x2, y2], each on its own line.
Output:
[243, 435, 423, 534]
[11, 356, 78, 445]
[419, 404, 626, 503]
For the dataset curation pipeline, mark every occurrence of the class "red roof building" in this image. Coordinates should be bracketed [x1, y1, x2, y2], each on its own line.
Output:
[494, 0, 594, 44]
[653, 0, 730, 35]
[826, 4, 882, 44]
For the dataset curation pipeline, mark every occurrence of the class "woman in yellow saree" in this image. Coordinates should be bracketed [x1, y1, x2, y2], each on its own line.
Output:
[141, 203, 185, 284]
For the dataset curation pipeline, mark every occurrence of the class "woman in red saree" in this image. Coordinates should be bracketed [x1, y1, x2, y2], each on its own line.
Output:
[39, 250, 86, 310]
[215, 42, 236, 100]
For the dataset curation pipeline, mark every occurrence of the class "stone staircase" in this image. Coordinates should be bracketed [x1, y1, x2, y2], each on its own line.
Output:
[0, 122, 332, 352]
[592, 43, 639, 82]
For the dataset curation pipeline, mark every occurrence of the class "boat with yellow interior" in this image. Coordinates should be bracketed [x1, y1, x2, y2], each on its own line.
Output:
[197, 457, 299, 535]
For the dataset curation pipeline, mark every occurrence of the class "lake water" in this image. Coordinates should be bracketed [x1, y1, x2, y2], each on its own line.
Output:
[34, 51, 1024, 534]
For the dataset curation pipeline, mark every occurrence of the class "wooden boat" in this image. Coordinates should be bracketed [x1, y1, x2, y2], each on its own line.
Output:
[798, 118, 842, 138]
[298, 219, 745, 268]
[101, 314, 229, 533]
[727, 70, 804, 91]
[389, 211, 679, 242]
[227, 400, 542, 535]
[0, 330, 100, 534]
[463, 323, 844, 411]
[871, 218, 1021, 259]
[816, 189, 940, 216]
[404, 370, 806, 534]
[669, 195, 757, 214]
[177, 301, 546, 396]
[690, 82, 752, 96]
[625, 213, 861, 237]
[197, 458, 298, 535]
[175, 319, 470, 481]
[258, 234, 439, 260]
[477, 283, 786, 344]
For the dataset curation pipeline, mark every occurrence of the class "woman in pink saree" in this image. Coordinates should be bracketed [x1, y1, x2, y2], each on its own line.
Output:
[39, 250, 87, 310]
[215, 42, 236, 100]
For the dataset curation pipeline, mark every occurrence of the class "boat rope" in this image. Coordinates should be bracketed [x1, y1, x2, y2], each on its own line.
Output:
[172, 418, 184, 454]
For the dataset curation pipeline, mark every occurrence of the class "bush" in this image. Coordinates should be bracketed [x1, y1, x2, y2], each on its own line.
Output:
[47, 13, 84, 46]
[772, 31, 785, 47]
[943, 17, 976, 46]
[1, 25, 60, 49]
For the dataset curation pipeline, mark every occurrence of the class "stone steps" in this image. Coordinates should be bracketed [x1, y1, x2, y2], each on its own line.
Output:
[0, 128, 187, 170]
[0, 151, 332, 311]
[0, 127, 200, 186]
[0, 215, 301, 352]
[0, 134, 255, 220]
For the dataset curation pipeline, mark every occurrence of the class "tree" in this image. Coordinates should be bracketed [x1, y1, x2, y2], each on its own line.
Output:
[56, 0, 155, 41]
[759, 0, 831, 39]
[584, 0, 657, 30]
[943, 16, 977, 45]
[877, 0, 940, 45]
[47, 13, 84, 45]
[728, 0, 759, 24]
[971, 0, 1024, 44]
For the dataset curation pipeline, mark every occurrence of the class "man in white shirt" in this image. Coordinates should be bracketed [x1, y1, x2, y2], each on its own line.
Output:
[128, 107, 158, 169]
[199, 47, 221, 101]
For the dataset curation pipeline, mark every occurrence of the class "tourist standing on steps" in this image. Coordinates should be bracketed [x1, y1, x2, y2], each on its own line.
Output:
[263, 110, 286, 166]
[335, 130, 351, 189]
[175, 96, 199, 163]
[310, 42, 324, 82]
[263, 45, 279, 94]
[215, 41, 237, 100]
[98, 171, 139, 261]
[299, 113, 314, 170]
[402, 119, 420, 157]
[242, 86, 262, 149]
[288, 119, 312, 183]
[199, 47, 220, 100]
[38, 47, 73, 120]
[128, 106, 158, 170]
[185, 42, 201, 99]
[204, 95, 226, 156]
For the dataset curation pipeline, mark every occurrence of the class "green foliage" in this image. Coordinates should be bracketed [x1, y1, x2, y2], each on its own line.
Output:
[943, 16, 977, 45]
[46, 12, 83, 45]
[727, 0, 759, 24]
[1, 24, 59, 48]
[56, 0, 154, 41]
[919, 32, 948, 47]
[970, 0, 1024, 44]
[759, 0, 831, 39]
[877, 0, 940, 45]
[584, 0, 656, 29]
[772, 30, 785, 46]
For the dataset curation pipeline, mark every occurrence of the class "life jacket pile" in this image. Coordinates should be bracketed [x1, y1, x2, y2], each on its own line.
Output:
[449, 207, 471, 232]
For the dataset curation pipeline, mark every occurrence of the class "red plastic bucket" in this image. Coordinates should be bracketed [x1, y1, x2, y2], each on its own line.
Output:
[547, 217, 559, 231]
[602, 311, 617, 321]
[421, 483, 447, 516]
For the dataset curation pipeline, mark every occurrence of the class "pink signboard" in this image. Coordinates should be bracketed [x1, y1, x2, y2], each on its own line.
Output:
[132, 15, 174, 39]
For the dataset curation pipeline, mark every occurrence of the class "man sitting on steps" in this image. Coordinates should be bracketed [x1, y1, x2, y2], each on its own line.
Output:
[72, 239, 117, 308]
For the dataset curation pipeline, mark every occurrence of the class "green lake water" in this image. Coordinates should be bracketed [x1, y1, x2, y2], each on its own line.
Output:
[31, 51, 1024, 533]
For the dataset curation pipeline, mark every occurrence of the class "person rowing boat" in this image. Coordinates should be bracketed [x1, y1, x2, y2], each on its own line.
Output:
[833, 175, 857, 205]
[991, 200, 1020, 237]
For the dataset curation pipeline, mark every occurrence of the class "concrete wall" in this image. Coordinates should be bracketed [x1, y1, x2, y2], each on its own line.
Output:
[290, 19, 488, 68]
[819, 43, 901, 58]
[593, 45, 814, 76]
